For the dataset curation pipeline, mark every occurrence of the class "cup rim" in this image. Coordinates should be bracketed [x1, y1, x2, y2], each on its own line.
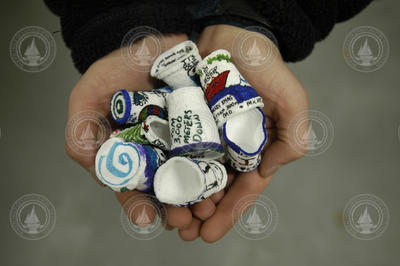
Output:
[151, 40, 199, 79]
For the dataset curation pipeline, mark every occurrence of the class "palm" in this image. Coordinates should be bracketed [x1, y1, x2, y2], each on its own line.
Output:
[192, 25, 308, 242]
[66, 28, 308, 242]
[66, 34, 195, 234]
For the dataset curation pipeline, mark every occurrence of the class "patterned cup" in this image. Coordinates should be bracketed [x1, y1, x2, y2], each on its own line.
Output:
[223, 108, 267, 172]
[151, 40, 201, 89]
[111, 88, 171, 125]
[166, 86, 224, 159]
[112, 115, 171, 150]
[154, 157, 227, 206]
[95, 137, 166, 192]
[196, 49, 264, 128]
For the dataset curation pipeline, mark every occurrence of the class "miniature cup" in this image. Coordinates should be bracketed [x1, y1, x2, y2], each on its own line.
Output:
[154, 157, 227, 206]
[111, 88, 171, 125]
[196, 49, 264, 128]
[223, 108, 267, 172]
[151, 40, 201, 89]
[95, 137, 166, 192]
[166, 86, 224, 159]
[112, 115, 171, 150]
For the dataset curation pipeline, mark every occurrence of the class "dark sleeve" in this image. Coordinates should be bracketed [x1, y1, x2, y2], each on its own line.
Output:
[247, 0, 373, 62]
[43, 0, 194, 73]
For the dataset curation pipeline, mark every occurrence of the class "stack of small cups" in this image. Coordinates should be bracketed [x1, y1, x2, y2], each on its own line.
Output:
[95, 40, 267, 206]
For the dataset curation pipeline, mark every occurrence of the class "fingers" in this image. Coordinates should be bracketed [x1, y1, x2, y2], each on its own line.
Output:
[165, 205, 192, 229]
[116, 190, 193, 233]
[191, 199, 216, 220]
[200, 171, 273, 243]
[179, 217, 202, 241]
[210, 190, 224, 204]
[116, 191, 157, 226]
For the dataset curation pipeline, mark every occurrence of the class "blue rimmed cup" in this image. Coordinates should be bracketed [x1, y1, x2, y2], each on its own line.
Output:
[95, 137, 166, 192]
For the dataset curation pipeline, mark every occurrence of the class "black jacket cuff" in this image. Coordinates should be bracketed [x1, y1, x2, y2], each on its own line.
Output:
[55, 2, 193, 73]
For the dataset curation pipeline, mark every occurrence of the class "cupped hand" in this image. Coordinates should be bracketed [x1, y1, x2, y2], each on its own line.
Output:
[65, 33, 195, 234]
[186, 25, 310, 242]
[65, 26, 309, 243]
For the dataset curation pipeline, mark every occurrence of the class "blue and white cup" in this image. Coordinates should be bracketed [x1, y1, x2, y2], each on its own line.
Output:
[196, 49, 264, 128]
[111, 88, 171, 125]
[151, 40, 201, 89]
[95, 137, 166, 192]
[166, 86, 224, 160]
[223, 108, 267, 172]
[154, 157, 227, 206]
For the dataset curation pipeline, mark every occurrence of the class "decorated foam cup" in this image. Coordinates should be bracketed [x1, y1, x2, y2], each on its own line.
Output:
[95, 137, 167, 192]
[111, 87, 171, 125]
[151, 40, 201, 89]
[112, 115, 171, 150]
[166, 86, 224, 159]
[154, 157, 227, 206]
[222, 108, 267, 172]
[196, 49, 264, 128]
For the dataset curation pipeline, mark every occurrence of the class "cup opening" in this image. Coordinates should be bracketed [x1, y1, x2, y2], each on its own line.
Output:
[148, 118, 171, 146]
[155, 157, 203, 204]
[224, 108, 266, 154]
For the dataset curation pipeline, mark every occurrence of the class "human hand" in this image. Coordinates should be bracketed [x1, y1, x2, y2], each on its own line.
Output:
[65, 33, 195, 233]
[182, 25, 309, 242]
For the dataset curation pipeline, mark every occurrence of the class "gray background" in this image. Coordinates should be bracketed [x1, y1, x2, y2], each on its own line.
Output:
[0, 1, 399, 265]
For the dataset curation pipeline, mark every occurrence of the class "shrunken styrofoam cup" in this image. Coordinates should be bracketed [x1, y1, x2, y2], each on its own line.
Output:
[196, 49, 264, 128]
[166, 86, 224, 159]
[151, 40, 201, 89]
[110, 88, 171, 125]
[154, 157, 227, 206]
[113, 115, 171, 150]
[95, 137, 166, 192]
[223, 108, 267, 172]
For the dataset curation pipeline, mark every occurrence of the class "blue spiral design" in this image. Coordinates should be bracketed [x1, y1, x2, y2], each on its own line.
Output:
[97, 141, 141, 186]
